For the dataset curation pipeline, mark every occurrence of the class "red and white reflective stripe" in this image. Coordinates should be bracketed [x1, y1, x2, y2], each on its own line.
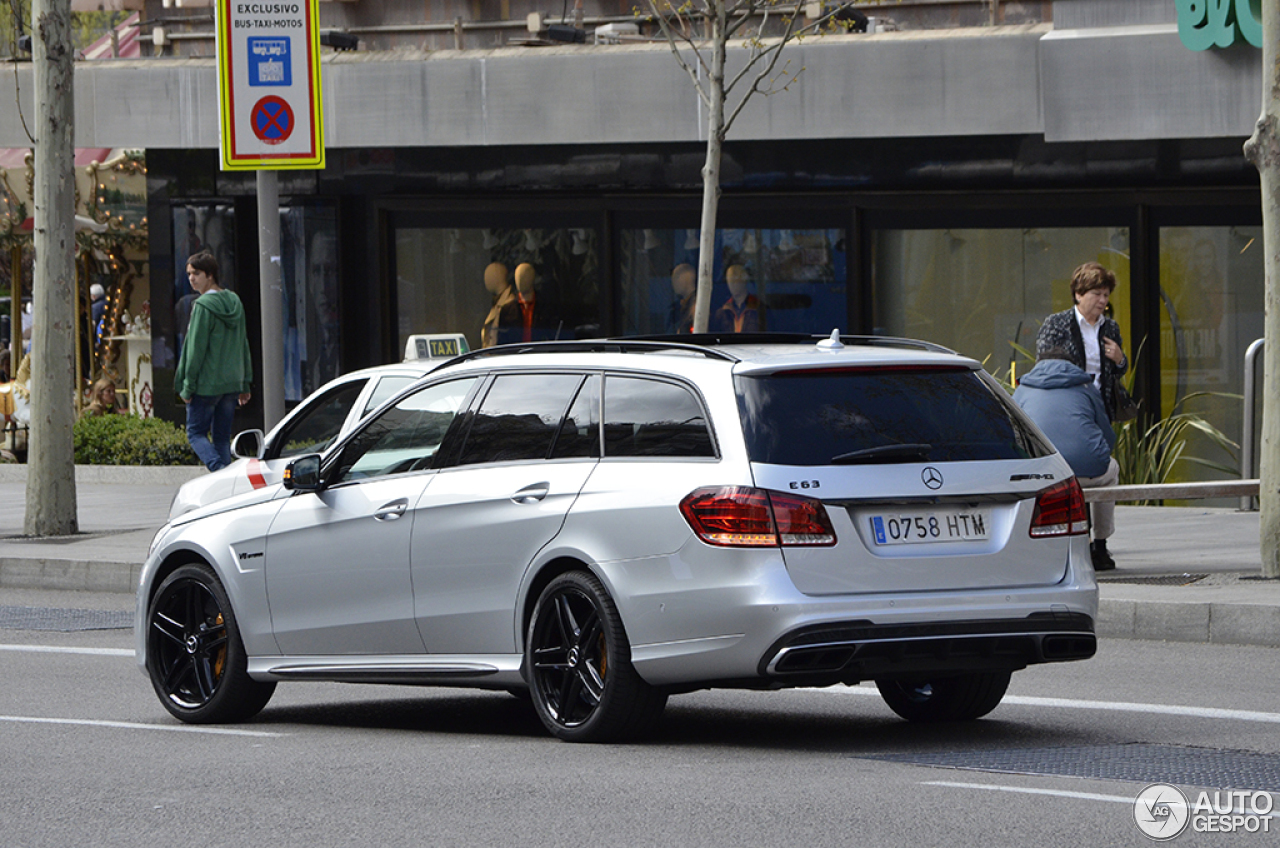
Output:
[247, 458, 267, 490]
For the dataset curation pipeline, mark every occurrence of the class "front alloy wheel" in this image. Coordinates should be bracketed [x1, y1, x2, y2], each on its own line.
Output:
[526, 571, 666, 742]
[146, 564, 275, 723]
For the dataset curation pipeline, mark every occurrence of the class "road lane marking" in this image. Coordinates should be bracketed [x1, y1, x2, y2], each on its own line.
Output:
[922, 781, 1134, 804]
[0, 715, 285, 737]
[0, 643, 133, 657]
[923, 782, 1280, 818]
[799, 685, 1280, 724]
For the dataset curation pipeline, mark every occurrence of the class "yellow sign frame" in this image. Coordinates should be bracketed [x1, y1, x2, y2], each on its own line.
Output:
[215, 0, 326, 170]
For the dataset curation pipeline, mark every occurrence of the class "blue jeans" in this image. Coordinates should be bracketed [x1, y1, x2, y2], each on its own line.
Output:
[186, 393, 238, 471]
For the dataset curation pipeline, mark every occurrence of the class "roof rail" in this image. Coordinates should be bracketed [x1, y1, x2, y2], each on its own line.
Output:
[628, 332, 957, 355]
[439, 338, 741, 367]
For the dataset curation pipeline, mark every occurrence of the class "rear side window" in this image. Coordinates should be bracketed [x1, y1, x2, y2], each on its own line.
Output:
[272, 379, 367, 459]
[736, 367, 1053, 466]
[458, 374, 585, 465]
[603, 376, 715, 458]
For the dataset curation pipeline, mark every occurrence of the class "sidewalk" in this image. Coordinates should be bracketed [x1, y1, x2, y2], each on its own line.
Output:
[1, 468, 1278, 647]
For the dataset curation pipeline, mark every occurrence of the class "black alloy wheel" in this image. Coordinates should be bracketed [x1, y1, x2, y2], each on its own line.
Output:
[146, 564, 275, 723]
[526, 571, 666, 742]
[875, 670, 1011, 722]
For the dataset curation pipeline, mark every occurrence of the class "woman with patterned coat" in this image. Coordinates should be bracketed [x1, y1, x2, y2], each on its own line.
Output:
[1035, 262, 1129, 421]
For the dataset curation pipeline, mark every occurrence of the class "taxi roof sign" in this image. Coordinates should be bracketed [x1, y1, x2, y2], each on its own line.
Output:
[404, 334, 471, 362]
[216, 0, 325, 170]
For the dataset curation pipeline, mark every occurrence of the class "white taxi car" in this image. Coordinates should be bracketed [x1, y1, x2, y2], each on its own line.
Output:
[168, 335, 466, 519]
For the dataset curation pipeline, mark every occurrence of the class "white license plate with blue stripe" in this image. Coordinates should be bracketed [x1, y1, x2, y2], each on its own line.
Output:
[870, 510, 990, 545]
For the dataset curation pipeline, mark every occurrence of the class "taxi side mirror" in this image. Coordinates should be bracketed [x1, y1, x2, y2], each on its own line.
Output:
[283, 454, 323, 492]
[231, 429, 265, 459]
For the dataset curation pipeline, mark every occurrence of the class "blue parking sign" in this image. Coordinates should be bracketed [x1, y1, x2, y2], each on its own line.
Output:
[248, 37, 291, 87]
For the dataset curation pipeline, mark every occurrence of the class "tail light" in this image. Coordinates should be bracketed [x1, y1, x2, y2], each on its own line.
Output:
[680, 486, 837, 547]
[1029, 477, 1089, 537]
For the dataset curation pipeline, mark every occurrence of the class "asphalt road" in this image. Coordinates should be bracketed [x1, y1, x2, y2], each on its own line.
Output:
[1, 588, 1278, 847]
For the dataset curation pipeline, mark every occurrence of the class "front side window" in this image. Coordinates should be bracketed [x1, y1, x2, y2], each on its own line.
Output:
[272, 379, 367, 459]
[603, 376, 715, 458]
[363, 374, 420, 415]
[331, 378, 478, 483]
[457, 374, 585, 465]
[736, 368, 1053, 466]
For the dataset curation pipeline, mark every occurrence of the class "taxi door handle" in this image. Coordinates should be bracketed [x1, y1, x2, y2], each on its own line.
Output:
[374, 498, 409, 521]
[512, 483, 549, 504]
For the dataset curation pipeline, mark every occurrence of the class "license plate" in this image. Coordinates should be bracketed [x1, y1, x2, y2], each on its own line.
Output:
[869, 510, 989, 545]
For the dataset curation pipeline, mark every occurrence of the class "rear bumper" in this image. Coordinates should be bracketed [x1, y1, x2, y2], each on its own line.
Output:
[603, 539, 1098, 688]
[760, 611, 1096, 683]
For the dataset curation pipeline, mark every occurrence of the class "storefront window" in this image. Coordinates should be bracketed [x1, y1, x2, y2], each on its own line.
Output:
[1159, 226, 1264, 484]
[871, 227, 1131, 383]
[619, 228, 847, 336]
[394, 227, 600, 354]
[280, 205, 340, 401]
[170, 204, 237, 370]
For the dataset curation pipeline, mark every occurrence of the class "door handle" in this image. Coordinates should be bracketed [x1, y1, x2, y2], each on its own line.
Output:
[374, 498, 409, 521]
[512, 483, 550, 504]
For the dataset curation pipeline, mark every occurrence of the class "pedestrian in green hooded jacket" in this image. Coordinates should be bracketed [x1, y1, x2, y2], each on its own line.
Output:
[175, 251, 252, 470]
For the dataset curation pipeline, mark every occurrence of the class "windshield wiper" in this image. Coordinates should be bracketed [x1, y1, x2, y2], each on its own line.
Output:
[831, 443, 933, 464]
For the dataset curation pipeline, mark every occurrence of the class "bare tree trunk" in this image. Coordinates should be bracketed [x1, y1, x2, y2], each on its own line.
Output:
[25, 0, 77, 537]
[1245, 0, 1280, 577]
[692, 4, 727, 334]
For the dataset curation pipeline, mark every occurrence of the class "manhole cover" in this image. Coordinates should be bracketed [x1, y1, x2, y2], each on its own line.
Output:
[0, 605, 132, 631]
[1096, 574, 1207, 586]
[860, 743, 1280, 791]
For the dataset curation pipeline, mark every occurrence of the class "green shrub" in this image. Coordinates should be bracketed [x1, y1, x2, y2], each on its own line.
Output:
[73, 414, 200, 466]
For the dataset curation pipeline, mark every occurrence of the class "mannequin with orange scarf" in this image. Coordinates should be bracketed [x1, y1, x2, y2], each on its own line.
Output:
[713, 264, 762, 333]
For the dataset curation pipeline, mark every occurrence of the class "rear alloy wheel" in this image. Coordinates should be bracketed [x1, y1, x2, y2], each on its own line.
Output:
[146, 564, 275, 724]
[526, 571, 666, 742]
[875, 671, 1011, 723]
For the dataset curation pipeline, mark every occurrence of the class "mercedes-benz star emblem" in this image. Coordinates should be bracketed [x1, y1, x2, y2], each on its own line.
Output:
[921, 467, 943, 490]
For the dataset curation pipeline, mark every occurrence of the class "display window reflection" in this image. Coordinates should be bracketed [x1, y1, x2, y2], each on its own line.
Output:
[871, 227, 1130, 384]
[1159, 226, 1263, 493]
[618, 228, 847, 336]
[394, 228, 600, 354]
[169, 204, 236, 371]
[279, 205, 340, 402]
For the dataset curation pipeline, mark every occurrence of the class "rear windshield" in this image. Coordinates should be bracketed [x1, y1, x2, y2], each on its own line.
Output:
[735, 367, 1053, 467]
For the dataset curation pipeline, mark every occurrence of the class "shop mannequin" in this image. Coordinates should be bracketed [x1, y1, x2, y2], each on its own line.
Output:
[713, 264, 762, 333]
[668, 263, 696, 334]
[481, 262, 515, 348]
[511, 263, 540, 343]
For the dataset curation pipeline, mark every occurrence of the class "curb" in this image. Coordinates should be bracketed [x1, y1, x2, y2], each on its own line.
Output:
[0, 465, 205, 486]
[1096, 597, 1280, 648]
[0, 558, 140, 595]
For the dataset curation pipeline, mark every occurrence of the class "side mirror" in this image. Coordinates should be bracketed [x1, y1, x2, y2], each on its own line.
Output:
[283, 454, 323, 492]
[231, 429, 265, 459]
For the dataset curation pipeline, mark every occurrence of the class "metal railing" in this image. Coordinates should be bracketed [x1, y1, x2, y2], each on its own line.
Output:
[1242, 338, 1264, 510]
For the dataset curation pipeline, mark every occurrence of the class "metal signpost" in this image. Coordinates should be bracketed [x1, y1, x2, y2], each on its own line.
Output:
[215, 0, 325, 430]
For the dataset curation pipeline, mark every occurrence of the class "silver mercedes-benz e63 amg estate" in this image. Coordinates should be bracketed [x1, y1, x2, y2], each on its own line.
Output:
[137, 333, 1097, 742]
